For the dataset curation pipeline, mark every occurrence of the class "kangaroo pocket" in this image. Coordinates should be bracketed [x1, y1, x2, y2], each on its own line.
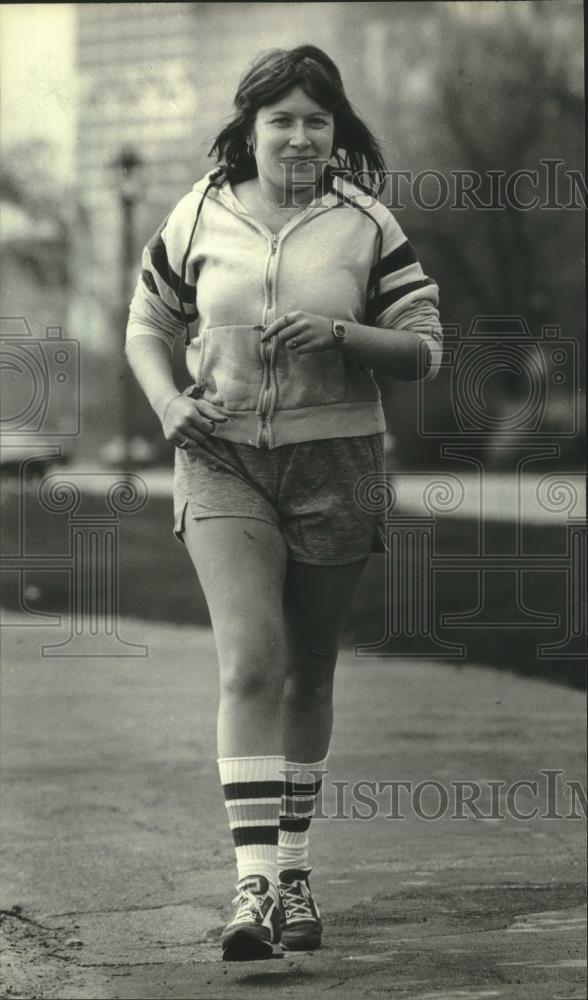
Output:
[275, 347, 380, 408]
[199, 325, 264, 411]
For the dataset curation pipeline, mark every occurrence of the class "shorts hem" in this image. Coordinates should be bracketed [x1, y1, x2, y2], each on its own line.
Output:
[173, 499, 280, 542]
[286, 549, 373, 566]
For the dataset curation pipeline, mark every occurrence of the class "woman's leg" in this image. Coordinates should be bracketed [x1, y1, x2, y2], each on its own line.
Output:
[182, 514, 288, 757]
[276, 557, 368, 948]
[281, 557, 368, 761]
[278, 557, 367, 872]
[181, 514, 289, 958]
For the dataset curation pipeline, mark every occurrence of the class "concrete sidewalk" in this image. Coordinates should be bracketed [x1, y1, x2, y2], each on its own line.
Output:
[1, 615, 586, 999]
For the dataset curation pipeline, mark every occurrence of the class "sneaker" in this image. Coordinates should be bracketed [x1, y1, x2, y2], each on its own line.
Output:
[278, 868, 323, 951]
[221, 875, 282, 962]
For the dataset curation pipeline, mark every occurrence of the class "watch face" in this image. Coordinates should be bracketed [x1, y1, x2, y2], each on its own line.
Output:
[333, 322, 346, 340]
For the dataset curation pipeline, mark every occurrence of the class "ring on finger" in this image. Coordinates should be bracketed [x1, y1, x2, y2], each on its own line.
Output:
[177, 439, 190, 450]
[291, 337, 298, 348]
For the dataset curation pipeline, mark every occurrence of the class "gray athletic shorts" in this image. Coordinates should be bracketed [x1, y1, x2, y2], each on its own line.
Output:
[173, 431, 387, 565]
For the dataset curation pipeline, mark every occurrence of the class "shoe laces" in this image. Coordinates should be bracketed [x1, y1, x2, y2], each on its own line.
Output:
[230, 887, 267, 925]
[279, 878, 316, 920]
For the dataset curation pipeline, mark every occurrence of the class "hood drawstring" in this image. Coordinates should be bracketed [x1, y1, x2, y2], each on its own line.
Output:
[178, 171, 384, 347]
[179, 168, 227, 346]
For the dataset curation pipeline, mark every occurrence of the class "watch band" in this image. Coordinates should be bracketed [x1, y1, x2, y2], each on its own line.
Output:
[331, 320, 346, 347]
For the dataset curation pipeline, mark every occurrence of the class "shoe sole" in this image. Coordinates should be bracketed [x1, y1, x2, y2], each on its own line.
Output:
[281, 928, 322, 951]
[222, 928, 282, 962]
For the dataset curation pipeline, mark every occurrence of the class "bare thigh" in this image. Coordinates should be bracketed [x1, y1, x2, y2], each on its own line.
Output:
[282, 558, 369, 668]
[180, 515, 288, 665]
[180, 514, 367, 684]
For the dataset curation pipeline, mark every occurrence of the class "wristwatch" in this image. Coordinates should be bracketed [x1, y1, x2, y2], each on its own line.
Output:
[331, 319, 346, 348]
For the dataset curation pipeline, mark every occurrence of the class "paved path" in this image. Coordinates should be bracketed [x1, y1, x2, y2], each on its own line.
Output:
[1, 615, 586, 999]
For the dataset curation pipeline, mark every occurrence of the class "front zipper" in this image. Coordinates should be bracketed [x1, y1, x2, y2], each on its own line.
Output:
[210, 187, 339, 448]
[258, 234, 281, 447]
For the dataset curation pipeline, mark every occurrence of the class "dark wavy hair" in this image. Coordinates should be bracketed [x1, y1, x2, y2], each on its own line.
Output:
[208, 45, 387, 196]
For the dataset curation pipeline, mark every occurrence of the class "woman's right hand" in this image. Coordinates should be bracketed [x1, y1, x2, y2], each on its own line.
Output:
[161, 393, 229, 449]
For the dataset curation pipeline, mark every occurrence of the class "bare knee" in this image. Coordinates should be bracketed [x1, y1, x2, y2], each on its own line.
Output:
[222, 664, 282, 701]
[219, 621, 286, 702]
[283, 645, 337, 707]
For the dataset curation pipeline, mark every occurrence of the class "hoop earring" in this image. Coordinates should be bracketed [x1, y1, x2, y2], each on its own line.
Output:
[246, 139, 255, 157]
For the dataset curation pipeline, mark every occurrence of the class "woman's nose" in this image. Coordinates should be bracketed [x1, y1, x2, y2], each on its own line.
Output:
[289, 124, 311, 148]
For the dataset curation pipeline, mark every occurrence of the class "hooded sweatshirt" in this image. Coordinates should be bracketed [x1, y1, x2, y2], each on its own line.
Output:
[126, 170, 443, 449]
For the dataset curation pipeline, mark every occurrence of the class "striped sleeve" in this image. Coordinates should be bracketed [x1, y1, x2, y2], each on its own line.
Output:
[368, 208, 443, 382]
[126, 193, 200, 351]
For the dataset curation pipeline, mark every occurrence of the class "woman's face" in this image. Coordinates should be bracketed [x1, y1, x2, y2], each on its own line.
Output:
[250, 86, 335, 200]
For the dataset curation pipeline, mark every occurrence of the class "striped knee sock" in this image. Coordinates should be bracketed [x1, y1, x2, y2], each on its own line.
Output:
[278, 758, 328, 874]
[218, 755, 284, 889]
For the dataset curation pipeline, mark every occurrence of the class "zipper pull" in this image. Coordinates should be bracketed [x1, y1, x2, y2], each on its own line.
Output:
[271, 235, 278, 254]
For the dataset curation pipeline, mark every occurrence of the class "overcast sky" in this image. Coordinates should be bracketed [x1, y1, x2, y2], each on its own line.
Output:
[1, 4, 76, 178]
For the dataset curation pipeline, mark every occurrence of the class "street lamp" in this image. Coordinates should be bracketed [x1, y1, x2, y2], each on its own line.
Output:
[110, 147, 145, 300]
[108, 146, 145, 470]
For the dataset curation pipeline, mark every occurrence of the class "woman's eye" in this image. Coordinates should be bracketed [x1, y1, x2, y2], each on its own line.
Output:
[270, 117, 329, 127]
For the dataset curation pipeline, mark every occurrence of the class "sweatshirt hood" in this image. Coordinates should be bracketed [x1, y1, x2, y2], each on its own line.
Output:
[191, 168, 373, 214]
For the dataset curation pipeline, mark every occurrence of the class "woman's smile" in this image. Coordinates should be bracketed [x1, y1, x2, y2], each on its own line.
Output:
[251, 86, 335, 201]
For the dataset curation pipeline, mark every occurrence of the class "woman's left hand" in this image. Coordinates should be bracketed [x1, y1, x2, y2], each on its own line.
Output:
[260, 311, 334, 354]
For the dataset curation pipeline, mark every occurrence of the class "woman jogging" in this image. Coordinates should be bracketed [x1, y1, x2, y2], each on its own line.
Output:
[125, 44, 442, 962]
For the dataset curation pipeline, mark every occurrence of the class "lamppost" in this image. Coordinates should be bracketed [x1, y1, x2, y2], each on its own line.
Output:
[108, 146, 145, 470]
